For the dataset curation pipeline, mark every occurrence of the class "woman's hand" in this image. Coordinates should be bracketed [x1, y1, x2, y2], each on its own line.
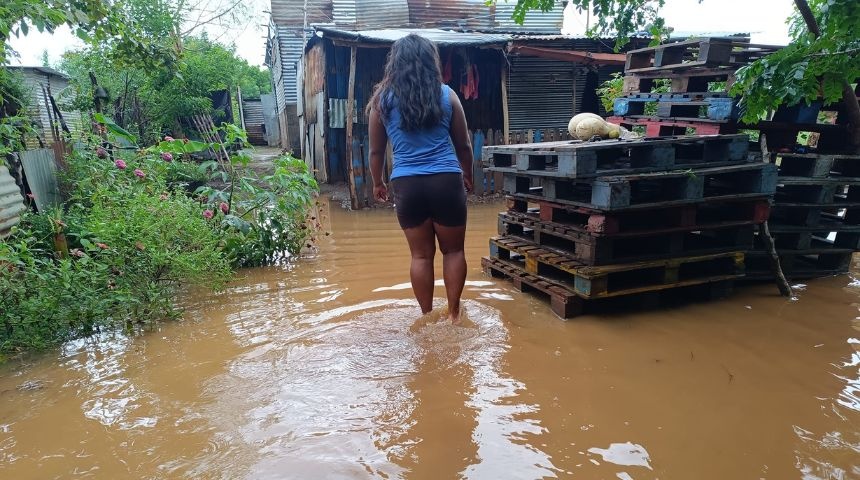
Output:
[463, 175, 474, 193]
[374, 183, 389, 202]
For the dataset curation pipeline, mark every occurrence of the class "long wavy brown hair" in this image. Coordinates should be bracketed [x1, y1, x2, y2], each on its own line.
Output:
[367, 34, 444, 131]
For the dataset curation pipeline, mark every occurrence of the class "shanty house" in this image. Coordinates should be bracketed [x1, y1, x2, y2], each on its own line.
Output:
[265, 0, 567, 153]
[7, 66, 82, 149]
[302, 27, 642, 207]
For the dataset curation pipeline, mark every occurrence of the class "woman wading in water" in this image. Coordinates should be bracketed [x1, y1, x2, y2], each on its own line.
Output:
[368, 34, 474, 324]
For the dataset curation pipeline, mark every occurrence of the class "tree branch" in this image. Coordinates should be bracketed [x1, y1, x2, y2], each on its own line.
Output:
[180, 0, 244, 37]
[794, 0, 821, 37]
[809, 47, 860, 57]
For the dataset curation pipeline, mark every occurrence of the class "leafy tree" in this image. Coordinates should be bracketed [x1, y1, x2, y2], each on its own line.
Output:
[0, 0, 175, 68]
[508, 0, 860, 152]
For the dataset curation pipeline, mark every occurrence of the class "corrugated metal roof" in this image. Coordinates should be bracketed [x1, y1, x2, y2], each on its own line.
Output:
[493, 1, 564, 33]
[6, 66, 69, 80]
[0, 165, 25, 239]
[316, 26, 511, 45]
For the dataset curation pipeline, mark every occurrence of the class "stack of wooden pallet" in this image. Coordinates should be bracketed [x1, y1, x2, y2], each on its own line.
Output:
[607, 37, 781, 137]
[608, 37, 859, 282]
[607, 37, 851, 153]
[746, 152, 860, 279]
[481, 134, 777, 318]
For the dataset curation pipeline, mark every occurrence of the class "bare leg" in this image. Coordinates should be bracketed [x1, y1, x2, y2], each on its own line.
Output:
[402, 219, 436, 314]
[435, 223, 467, 323]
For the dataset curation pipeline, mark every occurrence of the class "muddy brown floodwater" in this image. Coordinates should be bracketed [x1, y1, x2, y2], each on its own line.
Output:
[2, 197, 860, 479]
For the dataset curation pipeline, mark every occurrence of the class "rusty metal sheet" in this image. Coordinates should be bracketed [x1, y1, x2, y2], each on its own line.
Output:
[271, 0, 333, 26]
[20, 148, 61, 212]
[0, 165, 26, 239]
[407, 0, 494, 29]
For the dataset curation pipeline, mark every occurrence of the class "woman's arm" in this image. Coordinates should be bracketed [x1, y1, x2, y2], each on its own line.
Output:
[449, 91, 474, 192]
[368, 107, 389, 202]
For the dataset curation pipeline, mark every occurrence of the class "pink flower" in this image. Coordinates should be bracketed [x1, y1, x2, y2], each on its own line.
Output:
[202, 209, 214, 220]
[96, 243, 109, 250]
[96, 146, 108, 159]
[219, 202, 229, 214]
[26, 193, 35, 200]
[133, 169, 145, 178]
[161, 152, 173, 162]
[114, 159, 127, 170]
[70, 248, 85, 258]
[164, 135, 175, 142]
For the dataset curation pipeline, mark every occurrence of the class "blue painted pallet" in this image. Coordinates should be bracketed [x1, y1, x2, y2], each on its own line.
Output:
[613, 95, 738, 121]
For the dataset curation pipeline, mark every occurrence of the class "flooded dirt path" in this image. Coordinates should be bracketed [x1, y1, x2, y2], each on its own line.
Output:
[1, 197, 859, 479]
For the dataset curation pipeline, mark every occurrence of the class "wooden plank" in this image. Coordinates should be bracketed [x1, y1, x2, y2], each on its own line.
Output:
[472, 130, 486, 195]
[345, 46, 359, 210]
[501, 63, 510, 147]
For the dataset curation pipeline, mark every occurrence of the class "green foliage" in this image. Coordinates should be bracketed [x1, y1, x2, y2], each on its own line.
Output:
[596, 73, 668, 114]
[732, 0, 860, 123]
[596, 72, 623, 112]
[1, 121, 317, 355]
[60, 35, 272, 143]
[504, 0, 673, 47]
[194, 125, 319, 267]
[0, 0, 176, 69]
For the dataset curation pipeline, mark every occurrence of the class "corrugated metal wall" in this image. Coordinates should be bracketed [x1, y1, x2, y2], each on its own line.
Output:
[19, 149, 60, 212]
[407, 0, 494, 28]
[16, 69, 81, 149]
[493, 1, 564, 33]
[271, 0, 333, 26]
[278, 27, 309, 105]
[0, 166, 26, 239]
[260, 94, 281, 146]
[508, 56, 577, 131]
[242, 99, 267, 146]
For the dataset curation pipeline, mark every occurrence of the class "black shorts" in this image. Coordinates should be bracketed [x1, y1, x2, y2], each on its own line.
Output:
[391, 173, 467, 229]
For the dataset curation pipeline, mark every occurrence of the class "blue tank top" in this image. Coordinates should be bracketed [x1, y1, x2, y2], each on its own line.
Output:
[383, 84, 462, 180]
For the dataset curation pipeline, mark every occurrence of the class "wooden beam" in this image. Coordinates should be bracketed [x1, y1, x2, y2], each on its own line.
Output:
[501, 59, 510, 145]
[345, 46, 359, 210]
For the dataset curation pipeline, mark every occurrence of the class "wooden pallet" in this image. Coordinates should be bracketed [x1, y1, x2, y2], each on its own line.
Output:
[613, 96, 738, 121]
[770, 204, 860, 227]
[506, 196, 771, 236]
[622, 67, 738, 95]
[607, 116, 733, 137]
[765, 221, 860, 250]
[776, 153, 860, 178]
[503, 163, 777, 211]
[499, 211, 755, 265]
[625, 38, 780, 74]
[489, 236, 744, 299]
[482, 256, 736, 319]
[484, 134, 751, 179]
[745, 248, 853, 280]
[482, 256, 584, 318]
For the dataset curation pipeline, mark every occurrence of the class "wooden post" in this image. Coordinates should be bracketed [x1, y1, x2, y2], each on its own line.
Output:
[759, 133, 793, 297]
[345, 46, 359, 210]
[501, 61, 510, 145]
[237, 86, 246, 131]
